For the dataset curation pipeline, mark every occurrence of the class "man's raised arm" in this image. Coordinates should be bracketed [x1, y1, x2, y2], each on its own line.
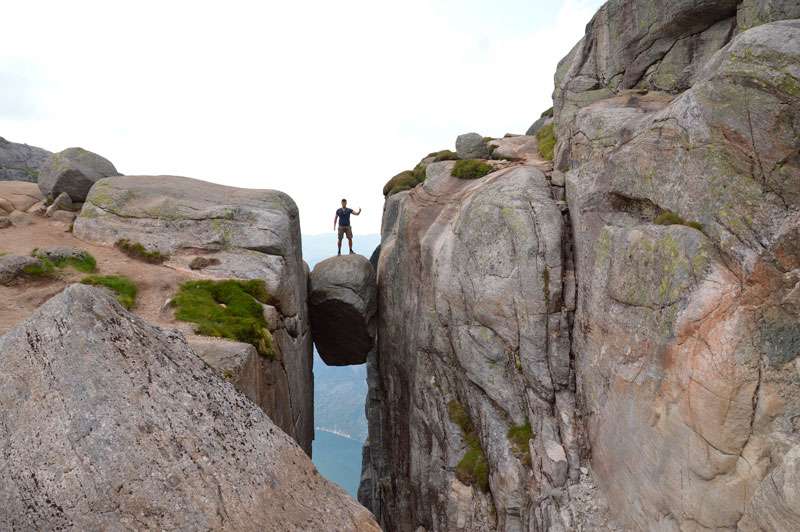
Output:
[354, 208, 362, 216]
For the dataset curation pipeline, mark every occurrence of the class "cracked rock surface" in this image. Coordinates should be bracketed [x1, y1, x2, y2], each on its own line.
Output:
[554, 8, 800, 531]
[0, 284, 379, 531]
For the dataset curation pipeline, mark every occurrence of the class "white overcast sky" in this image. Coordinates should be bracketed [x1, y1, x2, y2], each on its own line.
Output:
[0, 0, 602, 234]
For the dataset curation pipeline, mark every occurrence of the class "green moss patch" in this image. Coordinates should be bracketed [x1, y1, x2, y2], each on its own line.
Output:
[172, 279, 275, 358]
[452, 160, 493, 180]
[536, 122, 556, 161]
[115, 239, 169, 264]
[22, 259, 56, 278]
[383, 163, 429, 197]
[448, 399, 489, 492]
[541, 107, 554, 118]
[32, 249, 96, 273]
[654, 210, 703, 231]
[81, 275, 138, 309]
[428, 150, 460, 162]
[507, 422, 533, 466]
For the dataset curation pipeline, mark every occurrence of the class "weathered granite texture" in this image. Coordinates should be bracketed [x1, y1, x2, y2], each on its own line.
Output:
[0, 284, 379, 531]
[360, 161, 615, 531]
[554, 11, 800, 531]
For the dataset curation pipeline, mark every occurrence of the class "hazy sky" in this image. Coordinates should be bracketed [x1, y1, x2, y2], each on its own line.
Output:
[0, 0, 602, 234]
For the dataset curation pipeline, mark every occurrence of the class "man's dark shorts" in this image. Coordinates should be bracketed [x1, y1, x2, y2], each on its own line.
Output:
[338, 225, 353, 239]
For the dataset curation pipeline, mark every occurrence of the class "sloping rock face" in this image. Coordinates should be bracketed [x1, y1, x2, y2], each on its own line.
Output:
[363, 2, 800, 531]
[74, 175, 314, 453]
[0, 137, 50, 182]
[309, 254, 377, 366]
[553, 4, 800, 530]
[360, 161, 614, 530]
[38, 147, 120, 201]
[0, 284, 378, 531]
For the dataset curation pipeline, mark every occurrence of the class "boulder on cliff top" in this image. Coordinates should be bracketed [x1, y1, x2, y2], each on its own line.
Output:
[0, 137, 51, 183]
[455, 132, 491, 160]
[309, 254, 377, 366]
[75, 175, 297, 256]
[0, 284, 378, 531]
[38, 147, 120, 202]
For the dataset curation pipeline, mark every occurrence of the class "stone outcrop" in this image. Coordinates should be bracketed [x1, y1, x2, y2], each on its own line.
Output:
[553, 12, 800, 530]
[38, 147, 120, 201]
[361, 2, 800, 530]
[74, 175, 314, 453]
[309, 254, 377, 366]
[360, 159, 613, 530]
[0, 284, 379, 531]
[0, 137, 50, 182]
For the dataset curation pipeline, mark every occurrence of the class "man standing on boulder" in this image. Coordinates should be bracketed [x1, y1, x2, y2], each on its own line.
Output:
[334, 198, 361, 255]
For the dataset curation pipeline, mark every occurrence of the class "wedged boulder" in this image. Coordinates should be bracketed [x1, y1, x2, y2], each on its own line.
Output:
[455, 132, 491, 159]
[38, 147, 120, 202]
[74, 175, 314, 453]
[0, 137, 50, 182]
[0, 284, 378, 531]
[0, 180, 43, 214]
[309, 254, 376, 366]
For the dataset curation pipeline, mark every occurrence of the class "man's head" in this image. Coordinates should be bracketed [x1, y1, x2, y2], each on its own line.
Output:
[341, 199, 347, 207]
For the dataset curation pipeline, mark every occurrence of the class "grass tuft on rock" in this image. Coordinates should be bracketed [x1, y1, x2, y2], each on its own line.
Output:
[448, 399, 490, 492]
[32, 249, 96, 273]
[172, 279, 276, 358]
[115, 239, 169, 264]
[536, 122, 556, 161]
[507, 422, 533, 466]
[81, 275, 138, 309]
[383, 164, 429, 197]
[452, 159, 493, 180]
[430, 150, 460, 162]
[654, 210, 703, 231]
[22, 259, 56, 278]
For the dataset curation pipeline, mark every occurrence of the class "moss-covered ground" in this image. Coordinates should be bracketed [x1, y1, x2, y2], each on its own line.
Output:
[172, 279, 275, 358]
[81, 274, 138, 309]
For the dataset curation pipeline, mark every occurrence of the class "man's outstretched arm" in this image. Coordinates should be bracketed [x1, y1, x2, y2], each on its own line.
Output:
[354, 208, 362, 216]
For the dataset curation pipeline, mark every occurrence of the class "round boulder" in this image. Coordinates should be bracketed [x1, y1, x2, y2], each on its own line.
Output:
[38, 147, 120, 201]
[309, 254, 377, 366]
[455, 132, 491, 159]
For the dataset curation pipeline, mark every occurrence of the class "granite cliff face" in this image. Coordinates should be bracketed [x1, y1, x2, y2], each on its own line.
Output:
[360, 1, 800, 530]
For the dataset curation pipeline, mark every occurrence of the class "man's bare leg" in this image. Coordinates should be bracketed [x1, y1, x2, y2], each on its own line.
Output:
[347, 236, 354, 254]
[337, 236, 343, 256]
